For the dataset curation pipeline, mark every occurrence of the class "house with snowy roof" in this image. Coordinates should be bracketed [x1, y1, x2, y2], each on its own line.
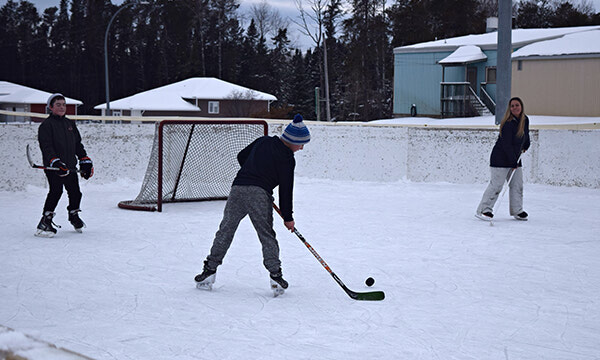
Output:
[0, 81, 82, 122]
[392, 25, 600, 118]
[94, 77, 277, 118]
[510, 29, 600, 117]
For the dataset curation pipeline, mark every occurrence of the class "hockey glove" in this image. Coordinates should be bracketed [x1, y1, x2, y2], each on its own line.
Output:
[79, 156, 94, 180]
[50, 158, 70, 177]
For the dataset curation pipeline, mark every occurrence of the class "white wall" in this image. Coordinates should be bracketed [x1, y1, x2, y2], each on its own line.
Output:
[2, 122, 598, 192]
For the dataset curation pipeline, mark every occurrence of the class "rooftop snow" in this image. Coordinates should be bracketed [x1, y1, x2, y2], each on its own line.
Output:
[0, 81, 83, 105]
[394, 25, 600, 53]
[512, 29, 600, 58]
[438, 45, 488, 64]
[95, 77, 277, 111]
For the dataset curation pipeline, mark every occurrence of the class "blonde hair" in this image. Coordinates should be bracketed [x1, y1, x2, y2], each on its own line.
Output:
[499, 97, 526, 137]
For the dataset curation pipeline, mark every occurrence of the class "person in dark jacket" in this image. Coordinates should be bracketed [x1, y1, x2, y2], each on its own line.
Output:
[476, 97, 530, 221]
[35, 93, 94, 237]
[194, 114, 310, 295]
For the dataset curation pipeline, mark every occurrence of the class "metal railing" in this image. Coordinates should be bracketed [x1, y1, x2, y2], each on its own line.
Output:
[480, 83, 496, 115]
[440, 82, 476, 118]
[440, 82, 495, 118]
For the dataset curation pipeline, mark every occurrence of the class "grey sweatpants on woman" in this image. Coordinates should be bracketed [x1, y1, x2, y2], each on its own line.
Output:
[476, 167, 524, 216]
[205, 185, 281, 274]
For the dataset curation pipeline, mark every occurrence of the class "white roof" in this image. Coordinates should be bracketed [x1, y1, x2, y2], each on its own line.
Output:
[95, 77, 277, 111]
[0, 81, 82, 105]
[512, 29, 600, 58]
[438, 45, 488, 65]
[394, 25, 600, 53]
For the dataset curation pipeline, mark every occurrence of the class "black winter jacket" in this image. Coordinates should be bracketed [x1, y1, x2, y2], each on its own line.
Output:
[38, 114, 87, 169]
[490, 115, 530, 168]
[233, 136, 296, 221]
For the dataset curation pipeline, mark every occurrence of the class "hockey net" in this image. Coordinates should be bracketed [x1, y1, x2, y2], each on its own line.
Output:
[118, 119, 268, 212]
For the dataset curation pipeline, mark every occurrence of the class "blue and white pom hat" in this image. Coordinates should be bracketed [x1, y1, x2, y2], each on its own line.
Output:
[282, 114, 311, 145]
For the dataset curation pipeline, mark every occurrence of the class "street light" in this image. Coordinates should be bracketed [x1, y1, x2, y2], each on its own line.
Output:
[104, 1, 149, 117]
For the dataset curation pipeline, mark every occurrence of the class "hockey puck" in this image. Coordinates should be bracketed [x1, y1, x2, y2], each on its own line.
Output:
[365, 277, 375, 287]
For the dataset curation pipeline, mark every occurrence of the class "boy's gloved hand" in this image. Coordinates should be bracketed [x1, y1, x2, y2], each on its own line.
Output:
[79, 156, 94, 180]
[50, 158, 70, 177]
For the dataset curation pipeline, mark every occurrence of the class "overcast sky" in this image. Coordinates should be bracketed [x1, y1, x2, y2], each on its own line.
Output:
[1, 0, 599, 50]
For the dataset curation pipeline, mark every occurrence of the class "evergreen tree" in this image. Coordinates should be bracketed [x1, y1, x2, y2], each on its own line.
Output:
[269, 28, 293, 105]
[341, 0, 392, 121]
[15, 1, 41, 86]
[550, 1, 591, 27]
[0, 0, 20, 83]
[517, 0, 553, 28]
[387, 0, 434, 47]
[288, 49, 316, 118]
[238, 19, 259, 87]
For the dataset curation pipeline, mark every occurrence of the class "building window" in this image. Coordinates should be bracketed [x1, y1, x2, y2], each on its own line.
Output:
[518, 60, 523, 71]
[208, 101, 220, 114]
[111, 110, 122, 116]
[486, 67, 497, 83]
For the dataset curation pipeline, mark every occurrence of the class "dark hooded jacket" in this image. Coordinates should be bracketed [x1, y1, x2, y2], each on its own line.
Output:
[38, 114, 87, 169]
[490, 115, 530, 168]
[233, 136, 296, 221]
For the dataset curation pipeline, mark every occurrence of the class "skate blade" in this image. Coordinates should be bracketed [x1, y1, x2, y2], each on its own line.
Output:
[196, 282, 213, 291]
[34, 229, 55, 238]
[74, 228, 83, 233]
[195, 274, 215, 291]
[270, 280, 285, 297]
[475, 213, 492, 221]
[272, 287, 285, 297]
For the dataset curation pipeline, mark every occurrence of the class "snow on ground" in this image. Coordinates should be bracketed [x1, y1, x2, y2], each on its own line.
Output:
[1, 177, 599, 359]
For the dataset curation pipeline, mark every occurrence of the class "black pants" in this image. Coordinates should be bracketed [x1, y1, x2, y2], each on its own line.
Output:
[43, 171, 82, 213]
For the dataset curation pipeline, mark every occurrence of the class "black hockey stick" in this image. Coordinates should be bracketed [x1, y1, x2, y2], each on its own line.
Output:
[26, 144, 80, 172]
[273, 203, 385, 301]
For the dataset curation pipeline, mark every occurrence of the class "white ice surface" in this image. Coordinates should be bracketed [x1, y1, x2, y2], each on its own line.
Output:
[1, 177, 599, 359]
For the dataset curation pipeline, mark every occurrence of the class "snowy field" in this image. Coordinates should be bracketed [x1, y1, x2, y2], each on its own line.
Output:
[1, 176, 599, 359]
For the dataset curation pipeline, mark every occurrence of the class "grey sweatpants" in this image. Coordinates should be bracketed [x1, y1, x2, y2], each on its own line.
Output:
[205, 185, 281, 274]
[476, 167, 524, 216]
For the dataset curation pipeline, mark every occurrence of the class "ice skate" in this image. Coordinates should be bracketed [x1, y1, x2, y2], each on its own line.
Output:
[513, 211, 528, 221]
[194, 269, 216, 291]
[270, 271, 288, 297]
[68, 209, 85, 232]
[69, 209, 86, 233]
[475, 211, 493, 221]
[35, 211, 59, 238]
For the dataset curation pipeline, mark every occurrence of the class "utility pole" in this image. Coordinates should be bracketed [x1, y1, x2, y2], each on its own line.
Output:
[496, 0, 512, 125]
[323, 36, 331, 122]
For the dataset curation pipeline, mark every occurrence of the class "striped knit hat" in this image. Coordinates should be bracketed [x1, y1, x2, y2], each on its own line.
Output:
[282, 114, 311, 145]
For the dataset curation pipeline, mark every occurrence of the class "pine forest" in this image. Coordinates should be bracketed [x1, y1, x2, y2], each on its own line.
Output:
[1, 0, 598, 120]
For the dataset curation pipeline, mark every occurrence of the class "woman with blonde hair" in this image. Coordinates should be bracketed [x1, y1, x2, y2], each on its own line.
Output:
[476, 97, 530, 221]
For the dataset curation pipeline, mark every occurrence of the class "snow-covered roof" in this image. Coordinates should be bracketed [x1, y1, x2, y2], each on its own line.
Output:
[512, 29, 600, 59]
[438, 45, 488, 65]
[394, 25, 600, 53]
[0, 81, 82, 106]
[95, 77, 277, 111]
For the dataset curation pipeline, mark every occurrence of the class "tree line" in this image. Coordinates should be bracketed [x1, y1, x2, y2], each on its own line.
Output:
[1, 0, 598, 121]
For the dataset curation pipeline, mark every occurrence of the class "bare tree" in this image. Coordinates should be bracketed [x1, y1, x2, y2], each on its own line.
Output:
[227, 90, 261, 117]
[250, 0, 289, 42]
[293, 0, 331, 121]
[293, 0, 328, 46]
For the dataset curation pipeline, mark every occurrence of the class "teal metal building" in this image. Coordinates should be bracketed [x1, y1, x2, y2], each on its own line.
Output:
[392, 26, 599, 118]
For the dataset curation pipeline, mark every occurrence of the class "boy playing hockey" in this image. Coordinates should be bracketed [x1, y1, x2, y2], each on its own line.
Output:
[36, 93, 94, 237]
[195, 114, 310, 296]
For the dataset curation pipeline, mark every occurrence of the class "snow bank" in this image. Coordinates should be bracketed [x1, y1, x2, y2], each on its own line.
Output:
[0, 325, 91, 359]
[2, 121, 598, 192]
